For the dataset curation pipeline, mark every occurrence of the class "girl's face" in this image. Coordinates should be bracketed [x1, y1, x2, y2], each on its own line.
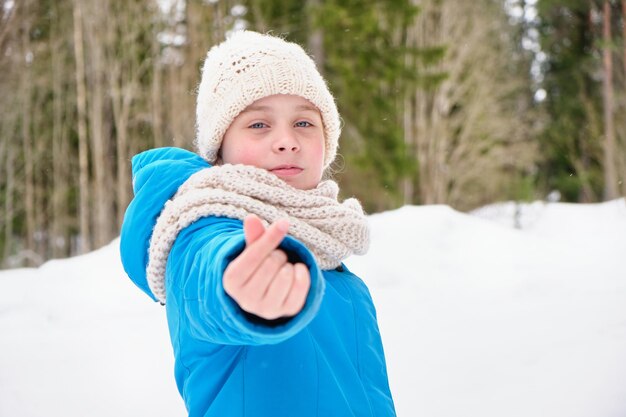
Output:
[220, 94, 326, 190]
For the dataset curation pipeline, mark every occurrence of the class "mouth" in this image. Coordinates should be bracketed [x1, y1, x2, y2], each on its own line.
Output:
[270, 165, 303, 176]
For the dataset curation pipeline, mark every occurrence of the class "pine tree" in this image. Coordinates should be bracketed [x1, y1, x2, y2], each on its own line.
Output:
[536, 0, 625, 202]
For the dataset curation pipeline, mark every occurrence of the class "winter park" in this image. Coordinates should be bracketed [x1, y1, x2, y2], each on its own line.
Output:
[2, 0, 626, 416]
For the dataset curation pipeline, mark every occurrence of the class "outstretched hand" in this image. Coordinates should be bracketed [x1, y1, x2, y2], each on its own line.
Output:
[223, 214, 311, 320]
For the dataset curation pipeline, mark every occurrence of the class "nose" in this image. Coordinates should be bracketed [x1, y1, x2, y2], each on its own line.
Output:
[273, 126, 300, 153]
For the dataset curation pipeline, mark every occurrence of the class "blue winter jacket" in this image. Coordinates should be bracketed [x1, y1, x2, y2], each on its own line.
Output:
[120, 147, 396, 417]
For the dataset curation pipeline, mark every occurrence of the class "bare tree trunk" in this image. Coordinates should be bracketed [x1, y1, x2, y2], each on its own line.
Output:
[602, 0, 618, 200]
[109, 62, 132, 230]
[413, 0, 442, 205]
[402, 94, 415, 204]
[1, 1, 19, 265]
[3, 146, 15, 265]
[29, 77, 45, 259]
[402, 19, 417, 205]
[111, 84, 132, 228]
[575, 91, 598, 201]
[622, 0, 626, 82]
[151, 35, 164, 149]
[622, 0, 626, 197]
[306, 0, 324, 71]
[72, 0, 91, 253]
[20, 23, 35, 256]
[249, 0, 267, 33]
[84, 3, 110, 248]
[51, 20, 68, 258]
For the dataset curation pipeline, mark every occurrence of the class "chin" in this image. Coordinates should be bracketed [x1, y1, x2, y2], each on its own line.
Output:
[288, 180, 308, 190]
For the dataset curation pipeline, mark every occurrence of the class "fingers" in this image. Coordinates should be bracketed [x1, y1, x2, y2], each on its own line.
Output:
[223, 216, 310, 320]
[262, 262, 295, 309]
[243, 214, 265, 246]
[243, 249, 287, 293]
[281, 263, 310, 316]
[250, 262, 310, 320]
[227, 218, 290, 281]
[226, 259, 311, 320]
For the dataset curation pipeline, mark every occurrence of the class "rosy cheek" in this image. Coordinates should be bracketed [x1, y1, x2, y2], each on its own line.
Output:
[313, 143, 325, 167]
[224, 145, 260, 166]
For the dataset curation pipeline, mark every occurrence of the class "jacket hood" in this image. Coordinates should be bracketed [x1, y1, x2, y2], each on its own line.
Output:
[120, 147, 209, 301]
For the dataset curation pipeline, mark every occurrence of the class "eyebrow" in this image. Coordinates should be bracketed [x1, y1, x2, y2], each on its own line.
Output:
[241, 104, 319, 113]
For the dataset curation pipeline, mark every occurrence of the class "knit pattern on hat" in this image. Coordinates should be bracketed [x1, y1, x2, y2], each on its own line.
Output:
[146, 165, 369, 303]
[195, 30, 341, 169]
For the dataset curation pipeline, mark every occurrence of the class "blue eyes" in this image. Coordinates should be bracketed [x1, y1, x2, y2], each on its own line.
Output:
[248, 121, 313, 129]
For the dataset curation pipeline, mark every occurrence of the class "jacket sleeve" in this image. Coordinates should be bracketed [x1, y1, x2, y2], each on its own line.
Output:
[120, 147, 210, 301]
[166, 215, 325, 346]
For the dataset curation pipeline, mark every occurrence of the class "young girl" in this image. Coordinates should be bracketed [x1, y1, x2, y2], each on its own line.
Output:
[120, 30, 396, 417]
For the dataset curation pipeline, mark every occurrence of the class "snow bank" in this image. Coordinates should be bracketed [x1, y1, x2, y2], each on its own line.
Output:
[1, 199, 625, 417]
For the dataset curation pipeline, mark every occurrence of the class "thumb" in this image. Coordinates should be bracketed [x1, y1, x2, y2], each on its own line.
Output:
[243, 214, 266, 246]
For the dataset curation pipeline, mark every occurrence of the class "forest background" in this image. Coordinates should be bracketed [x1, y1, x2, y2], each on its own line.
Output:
[0, 0, 625, 268]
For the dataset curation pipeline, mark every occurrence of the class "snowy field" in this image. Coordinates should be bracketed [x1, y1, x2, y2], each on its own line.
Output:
[1, 199, 625, 417]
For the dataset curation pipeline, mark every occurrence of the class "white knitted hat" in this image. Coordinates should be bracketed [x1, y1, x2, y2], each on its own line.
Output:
[195, 30, 341, 168]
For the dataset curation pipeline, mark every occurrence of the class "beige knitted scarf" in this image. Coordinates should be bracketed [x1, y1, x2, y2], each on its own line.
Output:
[146, 164, 370, 303]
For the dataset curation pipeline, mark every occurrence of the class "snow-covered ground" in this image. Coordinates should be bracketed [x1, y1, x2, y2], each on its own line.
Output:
[1, 200, 625, 417]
